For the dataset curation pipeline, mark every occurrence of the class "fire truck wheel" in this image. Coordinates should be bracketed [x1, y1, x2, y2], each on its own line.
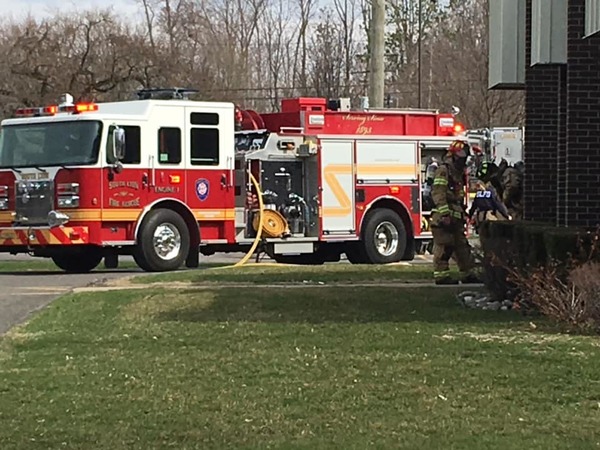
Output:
[134, 208, 190, 272]
[344, 243, 368, 264]
[362, 209, 407, 264]
[51, 250, 103, 273]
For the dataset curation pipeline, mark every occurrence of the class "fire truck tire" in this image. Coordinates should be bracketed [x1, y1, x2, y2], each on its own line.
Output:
[361, 209, 407, 264]
[133, 208, 190, 272]
[344, 243, 368, 264]
[51, 250, 103, 273]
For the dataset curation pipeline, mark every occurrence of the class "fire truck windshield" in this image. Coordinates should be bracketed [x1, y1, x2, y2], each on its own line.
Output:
[0, 120, 103, 169]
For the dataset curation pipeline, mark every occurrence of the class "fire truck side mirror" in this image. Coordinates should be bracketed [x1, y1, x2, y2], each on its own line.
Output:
[113, 127, 126, 161]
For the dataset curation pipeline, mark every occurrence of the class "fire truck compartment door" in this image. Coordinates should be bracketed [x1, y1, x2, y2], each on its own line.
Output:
[320, 140, 355, 235]
[355, 140, 418, 183]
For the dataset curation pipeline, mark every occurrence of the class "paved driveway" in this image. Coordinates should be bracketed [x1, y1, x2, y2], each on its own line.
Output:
[0, 263, 142, 334]
[0, 252, 255, 334]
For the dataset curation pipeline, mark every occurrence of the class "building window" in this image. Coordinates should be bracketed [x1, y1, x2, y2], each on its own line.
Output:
[158, 127, 181, 164]
[585, 0, 600, 37]
[190, 128, 219, 165]
[107, 125, 141, 165]
[190, 112, 219, 126]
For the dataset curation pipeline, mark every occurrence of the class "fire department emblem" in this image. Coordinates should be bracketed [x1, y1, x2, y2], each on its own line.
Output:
[195, 178, 209, 201]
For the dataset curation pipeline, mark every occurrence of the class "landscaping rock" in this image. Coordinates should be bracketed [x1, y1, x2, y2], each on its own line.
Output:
[502, 300, 513, 308]
[456, 291, 515, 311]
[487, 301, 502, 311]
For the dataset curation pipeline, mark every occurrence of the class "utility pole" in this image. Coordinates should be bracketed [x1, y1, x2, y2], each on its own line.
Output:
[417, 0, 422, 108]
[368, 0, 385, 108]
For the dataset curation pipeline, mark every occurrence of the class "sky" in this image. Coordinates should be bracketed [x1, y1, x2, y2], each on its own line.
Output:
[0, 0, 453, 23]
[0, 0, 141, 20]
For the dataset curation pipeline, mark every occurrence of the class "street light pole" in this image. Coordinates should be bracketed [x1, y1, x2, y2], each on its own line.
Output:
[417, 0, 422, 108]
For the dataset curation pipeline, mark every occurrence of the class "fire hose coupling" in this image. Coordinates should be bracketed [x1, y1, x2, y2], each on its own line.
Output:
[48, 210, 70, 228]
[0, 185, 8, 210]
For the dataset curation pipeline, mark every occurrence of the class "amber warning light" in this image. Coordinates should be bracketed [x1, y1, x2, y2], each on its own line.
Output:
[453, 123, 465, 134]
[438, 116, 466, 136]
[15, 102, 98, 118]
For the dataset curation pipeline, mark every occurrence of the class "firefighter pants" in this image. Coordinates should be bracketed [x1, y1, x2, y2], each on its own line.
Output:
[431, 224, 474, 280]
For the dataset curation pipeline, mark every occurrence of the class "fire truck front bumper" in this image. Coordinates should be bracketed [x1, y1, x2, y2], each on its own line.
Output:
[0, 226, 90, 247]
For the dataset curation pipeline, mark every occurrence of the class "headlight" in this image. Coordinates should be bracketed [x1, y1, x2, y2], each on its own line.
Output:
[0, 185, 7, 210]
[57, 183, 80, 208]
[57, 195, 80, 208]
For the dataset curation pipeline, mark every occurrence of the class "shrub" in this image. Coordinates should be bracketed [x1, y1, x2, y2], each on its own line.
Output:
[479, 221, 600, 310]
[506, 260, 600, 333]
[479, 220, 549, 302]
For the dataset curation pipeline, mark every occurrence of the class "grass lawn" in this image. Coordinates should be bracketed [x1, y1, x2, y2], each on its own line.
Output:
[1, 285, 599, 449]
[132, 262, 439, 285]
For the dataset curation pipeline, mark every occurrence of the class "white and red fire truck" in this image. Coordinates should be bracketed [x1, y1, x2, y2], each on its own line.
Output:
[0, 89, 467, 272]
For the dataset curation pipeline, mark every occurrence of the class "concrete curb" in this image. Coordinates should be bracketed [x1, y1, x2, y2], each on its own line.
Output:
[72, 281, 485, 293]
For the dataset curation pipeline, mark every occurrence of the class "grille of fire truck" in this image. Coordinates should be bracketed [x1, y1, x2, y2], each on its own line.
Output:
[14, 180, 54, 225]
[135, 87, 199, 100]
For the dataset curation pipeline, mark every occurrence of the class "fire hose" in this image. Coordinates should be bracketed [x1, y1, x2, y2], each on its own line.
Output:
[205, 172, 290, 269]
[232, 172, 265, 267]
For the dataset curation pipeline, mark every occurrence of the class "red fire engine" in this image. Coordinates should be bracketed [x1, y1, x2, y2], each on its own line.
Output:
[0, 89, 467, 272]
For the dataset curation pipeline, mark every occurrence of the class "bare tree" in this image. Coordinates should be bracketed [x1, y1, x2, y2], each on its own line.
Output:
[0, 0, 523, 127]
[430, 0, 524, 127]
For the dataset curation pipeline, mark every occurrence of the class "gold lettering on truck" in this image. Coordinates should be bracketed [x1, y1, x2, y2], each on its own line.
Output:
[341, 114, 385, 135]
[21, 172, 49, 180]
[109, 181, 140, 190]
[122, 197, 140, 207]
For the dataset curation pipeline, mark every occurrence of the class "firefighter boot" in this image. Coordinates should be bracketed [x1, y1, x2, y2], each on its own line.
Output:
[434, 271, 459, 285]
[460, 272, 482, 284]
[435, 276, 459, 285]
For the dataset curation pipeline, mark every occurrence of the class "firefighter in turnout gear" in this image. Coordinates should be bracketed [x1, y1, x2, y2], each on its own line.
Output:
[501, 164, 523, 220]
[430, 140, 480, 285]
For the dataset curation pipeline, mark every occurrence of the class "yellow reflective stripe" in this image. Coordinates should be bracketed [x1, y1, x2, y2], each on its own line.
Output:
[433, 205, 450, 214]
[451, 211, 463, 218]
[433, 178, 448, 185]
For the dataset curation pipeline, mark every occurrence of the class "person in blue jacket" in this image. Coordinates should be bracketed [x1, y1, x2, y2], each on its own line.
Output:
[468, 162, 511, 232]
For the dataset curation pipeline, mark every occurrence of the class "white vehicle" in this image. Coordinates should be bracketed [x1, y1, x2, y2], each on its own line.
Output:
[466, 127, 524, 165]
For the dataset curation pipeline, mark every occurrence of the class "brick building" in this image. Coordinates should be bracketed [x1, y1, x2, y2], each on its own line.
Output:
[489, 0, 600, 227]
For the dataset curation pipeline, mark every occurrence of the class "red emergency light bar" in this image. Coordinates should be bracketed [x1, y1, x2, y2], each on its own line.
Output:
[436, 121, 466, 137]
[14, 103, 98, 118]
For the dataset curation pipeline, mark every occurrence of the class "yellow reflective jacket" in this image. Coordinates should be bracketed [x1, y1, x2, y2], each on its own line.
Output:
[430, 162, 466, 226]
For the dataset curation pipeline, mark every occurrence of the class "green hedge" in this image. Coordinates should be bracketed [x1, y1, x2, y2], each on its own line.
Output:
[480, 221, 597, 268]
[478, 220, 600, 302]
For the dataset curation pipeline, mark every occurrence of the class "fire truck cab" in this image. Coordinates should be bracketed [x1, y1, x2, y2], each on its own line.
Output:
[0, 89, 467, 272]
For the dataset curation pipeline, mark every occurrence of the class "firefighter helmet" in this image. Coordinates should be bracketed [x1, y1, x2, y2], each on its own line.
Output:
[476, 161, 498, 180]
[447, 140, 470, 158]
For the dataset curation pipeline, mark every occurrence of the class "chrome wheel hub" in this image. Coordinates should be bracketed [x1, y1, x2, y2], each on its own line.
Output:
[153, 223, 181, 261]
[374, 221, 399, 257]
